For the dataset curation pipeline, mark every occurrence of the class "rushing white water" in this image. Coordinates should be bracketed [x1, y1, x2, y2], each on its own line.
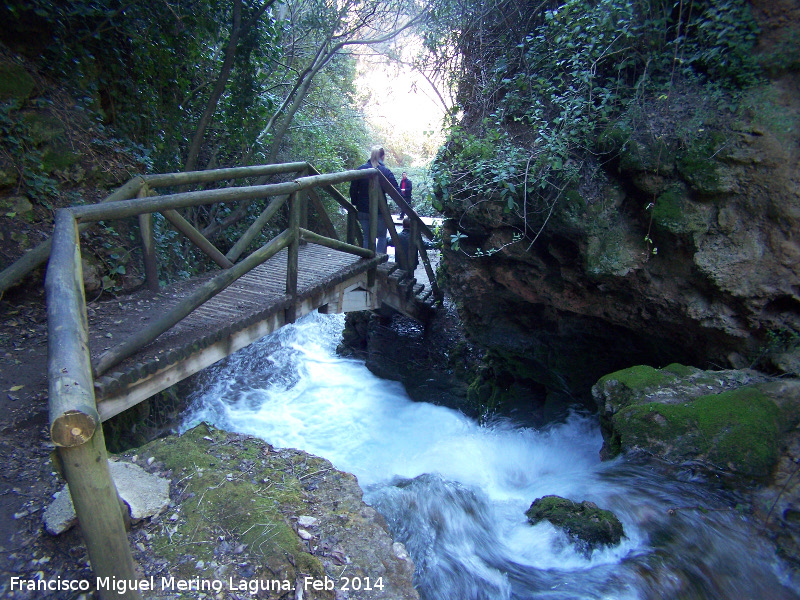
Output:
[183, 312, 799, 600]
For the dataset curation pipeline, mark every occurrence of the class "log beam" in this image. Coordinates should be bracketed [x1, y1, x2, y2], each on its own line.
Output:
[298, 228, 374, 258]
[225, 194, 288, 263]
[162, 209, 234, 269]
[45, 209, 139, 600]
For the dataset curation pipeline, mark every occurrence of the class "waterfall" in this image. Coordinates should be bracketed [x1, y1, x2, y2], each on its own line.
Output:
[183, 312, 799, 600]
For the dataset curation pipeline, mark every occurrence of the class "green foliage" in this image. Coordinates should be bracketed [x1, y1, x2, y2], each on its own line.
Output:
[765, 328, 800, 355]
[682, 0, 761, 87]
[0, 0, 383, 285]
[424, 0, 765, 248]
[0, 101, 58, 201]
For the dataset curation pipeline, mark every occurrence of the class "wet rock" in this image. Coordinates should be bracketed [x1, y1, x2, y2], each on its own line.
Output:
[592, 363, 800, 479]
[525, 495, 624, 552]
[298, 515, 318, 528]
[349, 298, 483, 417]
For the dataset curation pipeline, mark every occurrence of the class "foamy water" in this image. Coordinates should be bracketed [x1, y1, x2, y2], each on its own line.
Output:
[183, 312, 798, 600]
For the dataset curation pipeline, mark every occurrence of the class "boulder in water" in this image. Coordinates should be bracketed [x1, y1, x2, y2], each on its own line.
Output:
[525, 495, 624, 551]
[592, 364, 800, 479]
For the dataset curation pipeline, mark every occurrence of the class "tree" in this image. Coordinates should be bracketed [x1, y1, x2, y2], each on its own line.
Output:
[184, 0, 279, 173]
[250, 0, 427, 166]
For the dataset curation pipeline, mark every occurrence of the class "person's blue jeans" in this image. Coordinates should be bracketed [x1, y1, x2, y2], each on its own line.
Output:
[358, 212, 387, 253]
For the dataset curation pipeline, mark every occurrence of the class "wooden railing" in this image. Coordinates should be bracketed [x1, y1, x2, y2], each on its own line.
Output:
[39, 162, 438, 599]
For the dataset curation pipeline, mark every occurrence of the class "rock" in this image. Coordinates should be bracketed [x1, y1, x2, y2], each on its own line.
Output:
[0, 63, 35, 101]
[110, 461, 171, 520]
[43, 461, 170, 535]
[128, 423, 419, 600]
[592, 364, 800, 479]
[42, 490, 77, 536]
[297, 515, 318, 528]
[434, 78, 800, 404]
[0, 166, 18, 188]
[81, 257, 103, 293]
[7, 196, 33, 217]
[348, 299, 480, 417]
[771, 350, 800, 377]
[525, 495, 624, 552]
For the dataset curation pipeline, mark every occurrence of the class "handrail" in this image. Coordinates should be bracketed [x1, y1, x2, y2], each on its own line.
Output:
[225, 194, 289, 262]
[0, 162, 311, 295]
[69, 169, 377, 223]
[142, 162, 308, 188]
[376, 170, 435, 239]
[92, 229, 295, 377]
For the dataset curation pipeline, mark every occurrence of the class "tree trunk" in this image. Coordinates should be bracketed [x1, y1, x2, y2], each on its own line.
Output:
[184, 0, 242, 173]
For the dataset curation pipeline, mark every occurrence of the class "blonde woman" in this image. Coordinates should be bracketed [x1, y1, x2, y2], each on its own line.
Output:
[349, 146, 400, 253]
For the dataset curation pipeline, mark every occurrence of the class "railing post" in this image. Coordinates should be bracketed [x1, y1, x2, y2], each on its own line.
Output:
[137, 184, 159, 292]
[161, 209, 234, 269]
[417, 230, 442, 300]
[286, 191, 300, 323]
[46, 209, 140, 600]
[380, 193, 409, 272]
[409, 217, 420, 274]
[347, 211, 358, 246]
[225, 194, 289, 263]
[367, 174, 381, 286]
[299, 169, 309, 234]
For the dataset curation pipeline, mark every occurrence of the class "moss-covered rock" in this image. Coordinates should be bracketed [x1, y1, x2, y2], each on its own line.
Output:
[652, 185, 711, 235]
[42, 148, 81, 173]
[120, 423, 419, 600]
[593, 364, 800, 479]
[584, 224, 645, 277]
[22, 112, 65, 145]
[525, 495, 624, 552]
[676, 134, 736, 195]
[618, 137, 673, 174]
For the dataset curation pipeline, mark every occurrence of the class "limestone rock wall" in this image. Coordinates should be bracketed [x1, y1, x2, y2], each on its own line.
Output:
[440, 74, 800, 399]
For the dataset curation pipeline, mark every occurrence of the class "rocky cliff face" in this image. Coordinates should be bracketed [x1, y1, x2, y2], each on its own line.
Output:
[441, 70, 800, 400]
[435, 3, 800, 404]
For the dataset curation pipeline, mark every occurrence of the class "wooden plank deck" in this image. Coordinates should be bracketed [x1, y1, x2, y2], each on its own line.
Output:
[90, 243, 386, 419]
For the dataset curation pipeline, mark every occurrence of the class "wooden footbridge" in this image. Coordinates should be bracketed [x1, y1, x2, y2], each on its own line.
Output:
[1, 161, 440, 599]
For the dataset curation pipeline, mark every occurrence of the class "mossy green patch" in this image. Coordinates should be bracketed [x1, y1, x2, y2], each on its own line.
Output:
[738, 83, 800, 149]
[136, 424, 326, 582]
[22, 112, 65, 145]
[652, 186, 709, 235]
[597, 365, 678, 393]
[0, 64, 35, 101]
[614, 386, 781, 478]
[676, 133, 733, 195]
[526, 495, 624, 551]
[585, 228, 640, 277]
[596, 126, 631, 156]
[618, 136, 672, 173]
[661, 363, 700, 378]
[563, 189, 586, 212]
[41, 148, 81, 172]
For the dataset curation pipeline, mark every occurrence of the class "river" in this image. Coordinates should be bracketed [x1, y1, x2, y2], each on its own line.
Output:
[182, 311, 799, 600]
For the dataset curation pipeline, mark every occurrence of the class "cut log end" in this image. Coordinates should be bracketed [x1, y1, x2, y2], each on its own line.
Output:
[51, 411, 98, 447]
